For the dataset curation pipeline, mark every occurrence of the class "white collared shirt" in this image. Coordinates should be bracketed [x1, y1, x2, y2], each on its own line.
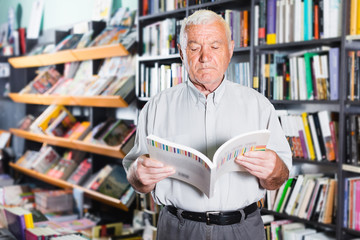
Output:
[123, 79, 292, 211]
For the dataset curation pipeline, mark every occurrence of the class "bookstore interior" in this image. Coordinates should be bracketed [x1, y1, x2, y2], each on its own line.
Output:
[0, 0, 360, 239]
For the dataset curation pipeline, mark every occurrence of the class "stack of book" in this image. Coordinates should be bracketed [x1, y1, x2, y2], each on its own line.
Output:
[265, 173, 337, 224]
[1, 206, 34, 240]
[278, 110, 338, 162]
[35, 190, 73, 213]
[254, 0, 341, 46]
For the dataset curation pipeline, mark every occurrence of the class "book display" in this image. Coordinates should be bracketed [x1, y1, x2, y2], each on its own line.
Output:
[136, 0, 360, 239]
[4, 7, 138, 217]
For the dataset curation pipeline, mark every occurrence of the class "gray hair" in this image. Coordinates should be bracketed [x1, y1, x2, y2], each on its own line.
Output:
[179, 10, 232, 56]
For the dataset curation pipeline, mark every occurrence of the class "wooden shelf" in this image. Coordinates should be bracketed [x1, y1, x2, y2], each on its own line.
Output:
[9, 161, 128, 211]
[9, 93, 129, 108]
[8, 44, 129, 68]
[10, 128, 126, 159]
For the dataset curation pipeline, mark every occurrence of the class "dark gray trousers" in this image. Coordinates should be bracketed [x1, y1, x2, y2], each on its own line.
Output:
[156, 206, 266, 240]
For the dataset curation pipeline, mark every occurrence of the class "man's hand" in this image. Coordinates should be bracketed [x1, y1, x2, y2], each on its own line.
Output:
[127, 154, 176, 194]
[235, 149, 289, 190]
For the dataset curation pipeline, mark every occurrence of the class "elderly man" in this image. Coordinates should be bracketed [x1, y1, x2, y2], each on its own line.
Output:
[124, 9, 292, 239]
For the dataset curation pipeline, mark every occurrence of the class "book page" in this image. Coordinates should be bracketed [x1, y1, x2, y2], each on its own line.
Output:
[147, 135, 214, 197]
[213, 129, 270, 180]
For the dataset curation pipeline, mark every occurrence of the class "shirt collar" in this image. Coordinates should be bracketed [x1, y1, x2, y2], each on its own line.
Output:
[187, 77, 226, 106]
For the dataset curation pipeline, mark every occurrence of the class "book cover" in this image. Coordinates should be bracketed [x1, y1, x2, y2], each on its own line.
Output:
[67, 158, 92, 185]
[147, 129, 270, 198]
[86, 165, 113, 191]
[68, 121, 91, 140]
[97, 165, 130, 199]
[101, 120, 135, 147]
[45, 108, 77, 137]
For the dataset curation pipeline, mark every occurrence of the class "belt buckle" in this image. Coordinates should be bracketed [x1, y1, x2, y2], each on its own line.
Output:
[205, 211, 220, 225]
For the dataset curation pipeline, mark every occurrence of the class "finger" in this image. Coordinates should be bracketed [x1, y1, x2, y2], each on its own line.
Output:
[243, 150, 268, 159]
[139, 156, 165, 168]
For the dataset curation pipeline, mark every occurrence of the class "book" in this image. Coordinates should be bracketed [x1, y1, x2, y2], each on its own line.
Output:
[31, 146, 60, 173]
[91, 222, 123, 238]
[266, 0, 277, 44]
[301, 112, 315, 160]
[67, 158, 92, 185]
[44, 108, 77, 137]
[86, 165, 113, 191]
[97, 165, 130, 199]
[3, 207, 27, 240]
[147, 129, 270, 198]
[101, 120, 136, 147]
[329, 48, 339, 100]
[318, 110, 336, 161]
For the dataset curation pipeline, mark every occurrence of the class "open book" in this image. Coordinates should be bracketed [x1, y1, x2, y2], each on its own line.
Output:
[147, 129, 270, 198]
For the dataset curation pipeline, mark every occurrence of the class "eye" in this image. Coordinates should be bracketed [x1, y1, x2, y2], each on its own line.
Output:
[190, 48, 199, 52]
[212, 46, 219, 49]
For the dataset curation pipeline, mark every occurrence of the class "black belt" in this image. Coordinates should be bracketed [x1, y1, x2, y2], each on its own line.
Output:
[166, 202, 258, 225]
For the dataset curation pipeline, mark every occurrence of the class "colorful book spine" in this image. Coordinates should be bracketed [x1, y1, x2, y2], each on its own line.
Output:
[266, 0, 277, 44]
[259, 0, 267, 45]
[301, 112, 315, 160]
[329, 48, 339, 100]
[304, 0, 313, 40]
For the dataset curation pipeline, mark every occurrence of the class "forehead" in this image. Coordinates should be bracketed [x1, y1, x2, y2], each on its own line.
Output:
[186, 21, 227, 44]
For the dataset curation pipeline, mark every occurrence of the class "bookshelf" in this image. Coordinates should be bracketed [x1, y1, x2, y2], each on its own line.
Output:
[136, 0, 355, 239]
[6, 24, 137, 216]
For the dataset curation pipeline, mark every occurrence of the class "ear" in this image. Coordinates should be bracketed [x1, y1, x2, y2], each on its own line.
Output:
[229, 40, 235, 59]
[178, 43, 184, 62]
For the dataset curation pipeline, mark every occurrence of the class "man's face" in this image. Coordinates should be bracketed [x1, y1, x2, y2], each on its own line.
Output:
[182, 21, 234, 91]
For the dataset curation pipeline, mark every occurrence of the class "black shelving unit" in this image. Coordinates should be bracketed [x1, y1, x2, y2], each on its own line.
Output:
[136, 0, 360, 239]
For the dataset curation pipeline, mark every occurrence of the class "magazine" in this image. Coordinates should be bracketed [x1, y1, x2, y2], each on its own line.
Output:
[147, 129, 271, 198]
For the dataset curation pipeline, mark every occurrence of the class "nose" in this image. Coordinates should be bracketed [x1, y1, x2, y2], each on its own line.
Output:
[199, 47, 211, 63]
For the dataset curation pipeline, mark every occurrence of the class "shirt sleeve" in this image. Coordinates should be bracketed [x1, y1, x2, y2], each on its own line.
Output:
[263, 103, 293, 172]
[123, 102, 151, 173]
